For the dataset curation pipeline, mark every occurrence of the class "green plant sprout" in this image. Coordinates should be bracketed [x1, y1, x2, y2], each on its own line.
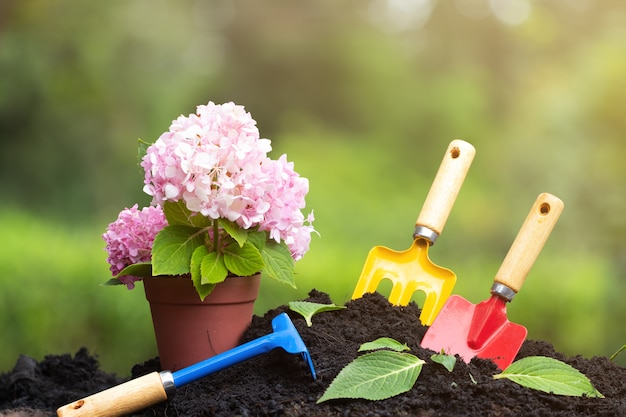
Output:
[288, 301, 345, 327]
[431, 349, 456, 372]
[609, 344, 625, 362]
[494, 356, 604, 398]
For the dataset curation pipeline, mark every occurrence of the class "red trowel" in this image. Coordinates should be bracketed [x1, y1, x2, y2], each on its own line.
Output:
[421, 193, 564, 369]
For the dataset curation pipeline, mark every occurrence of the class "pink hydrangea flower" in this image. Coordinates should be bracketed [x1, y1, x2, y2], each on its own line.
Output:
[141, 101, 272, 220]
[140, 101, 315, 261]
[103, 204, 168, 289]
[255, 155, 315, 260]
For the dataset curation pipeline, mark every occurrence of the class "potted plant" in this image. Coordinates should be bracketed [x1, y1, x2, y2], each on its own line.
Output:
[102, 101, 316, 370]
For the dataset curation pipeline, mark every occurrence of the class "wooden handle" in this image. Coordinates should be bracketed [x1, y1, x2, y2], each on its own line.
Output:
[56, 371, 168, 417]
[416, 139, 475, 237]
[494, 193, 564, 293]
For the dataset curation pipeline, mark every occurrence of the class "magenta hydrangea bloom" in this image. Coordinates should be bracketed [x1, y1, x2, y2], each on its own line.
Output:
[102, 204, 168, 289]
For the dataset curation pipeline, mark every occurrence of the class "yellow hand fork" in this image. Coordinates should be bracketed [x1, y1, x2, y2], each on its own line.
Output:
[352, 139, 475, 325]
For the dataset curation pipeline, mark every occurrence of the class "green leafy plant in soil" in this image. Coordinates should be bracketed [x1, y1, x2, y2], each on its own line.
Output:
[288, 301, 346, 327]
[317, 339, 425, 402]
[495, 356, 603, 398]
[430, 350, 456, 372]
[358, 338, 409, 353]
[319, 337, 603, 403]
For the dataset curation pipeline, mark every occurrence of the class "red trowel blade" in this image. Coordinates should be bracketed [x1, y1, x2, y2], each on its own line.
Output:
[421, 294, 527, 369]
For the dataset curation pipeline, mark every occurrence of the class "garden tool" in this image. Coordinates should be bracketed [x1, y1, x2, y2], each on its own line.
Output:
[56, 313, 316, 417]
[352, 139, 475, 325]
[421, 193, 564, 369]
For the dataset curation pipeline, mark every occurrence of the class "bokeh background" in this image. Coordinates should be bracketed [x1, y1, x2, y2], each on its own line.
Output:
[1, 0, 625, 375]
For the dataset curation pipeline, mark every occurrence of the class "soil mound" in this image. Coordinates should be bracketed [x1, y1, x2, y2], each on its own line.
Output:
[1, 290, 625, 416]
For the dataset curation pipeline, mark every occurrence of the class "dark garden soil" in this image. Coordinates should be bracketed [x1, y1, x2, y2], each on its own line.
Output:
[2, 290, 625, 417]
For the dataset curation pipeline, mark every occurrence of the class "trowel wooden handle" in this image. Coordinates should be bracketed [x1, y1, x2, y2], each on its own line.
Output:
[495, 193, 564, 294]
[416, 139, 475, 239]
[56, 371, 169, 417]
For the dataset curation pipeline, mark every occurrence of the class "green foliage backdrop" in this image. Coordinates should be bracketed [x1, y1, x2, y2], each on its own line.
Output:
[1, 0, 625, 374]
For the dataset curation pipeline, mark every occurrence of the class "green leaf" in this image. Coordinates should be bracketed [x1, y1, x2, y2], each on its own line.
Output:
[317, 350, 425, 402]
[359, 338, 409, 352]
[245, 230, 267, 250]
[190, 245, 206, 279]
[223, 241, 265, 277]
[200, 252, 228, 285]
[190, 245, 228, 286]
[219, 219, 248, 247]
[163, 200, 212, 227]
[288, 301, 346, 327]
[152, 225, 205, 276]
[430, 350, 456, 372]
[112, 262, 153, 279]
[193, 283, 216, 302]
[609, 344, 626, 362]
[493, 356, 604, 398]
[190, 246, 216, 301]
[260, 240, 296, 288]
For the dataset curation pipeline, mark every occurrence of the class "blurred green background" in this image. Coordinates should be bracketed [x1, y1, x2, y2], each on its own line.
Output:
[1, 0, 625, 376]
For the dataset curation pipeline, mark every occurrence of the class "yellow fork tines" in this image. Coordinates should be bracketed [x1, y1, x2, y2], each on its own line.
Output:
[352, 239, 456, 325]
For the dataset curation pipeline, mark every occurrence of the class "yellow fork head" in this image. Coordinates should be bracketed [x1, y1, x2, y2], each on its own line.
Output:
[351, 239, 456, 325]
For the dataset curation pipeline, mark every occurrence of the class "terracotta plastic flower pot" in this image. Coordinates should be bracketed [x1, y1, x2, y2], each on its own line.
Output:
[143, 274, 261, 371]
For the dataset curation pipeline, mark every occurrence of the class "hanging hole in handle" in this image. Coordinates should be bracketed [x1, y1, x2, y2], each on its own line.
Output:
[450, 147, 461, 159]
[71, 400, 85, 410]
[539, 203, 550, 215]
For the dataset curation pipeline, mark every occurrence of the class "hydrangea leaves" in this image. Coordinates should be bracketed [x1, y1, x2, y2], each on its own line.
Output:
[114, 200, 296, 300]
[317, 337, 603, 403]
[289, 301, 346, 327]
[494, 356, 604, 398]
[359, 338, 409, 353]
[318, 339, 425, 403]
[152, 225, 206, 276]
[286, 301, 604, 402]
[430, 350, 456, 372]
[258, 240, 298, 287]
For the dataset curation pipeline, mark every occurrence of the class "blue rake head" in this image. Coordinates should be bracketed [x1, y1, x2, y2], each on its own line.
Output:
[171, 312, 316, 387]
[269, 312, 317, 379]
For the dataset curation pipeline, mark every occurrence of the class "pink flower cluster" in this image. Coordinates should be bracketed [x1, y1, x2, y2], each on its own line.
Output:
[102, 204, 168, 289]
[141, 101, 315, 260]
[257, 155, 315, 260]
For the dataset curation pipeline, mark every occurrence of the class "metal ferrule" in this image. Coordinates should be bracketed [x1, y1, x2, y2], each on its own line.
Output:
[490, 282, 517, 302]
[413, 226, 439, 246]
[159, 371, 176, 397]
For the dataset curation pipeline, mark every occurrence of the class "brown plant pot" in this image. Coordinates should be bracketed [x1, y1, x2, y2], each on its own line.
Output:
[143, 273, 261, 371]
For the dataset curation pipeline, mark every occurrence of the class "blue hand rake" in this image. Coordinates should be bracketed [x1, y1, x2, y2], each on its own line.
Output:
[57, 313, 316, 417]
